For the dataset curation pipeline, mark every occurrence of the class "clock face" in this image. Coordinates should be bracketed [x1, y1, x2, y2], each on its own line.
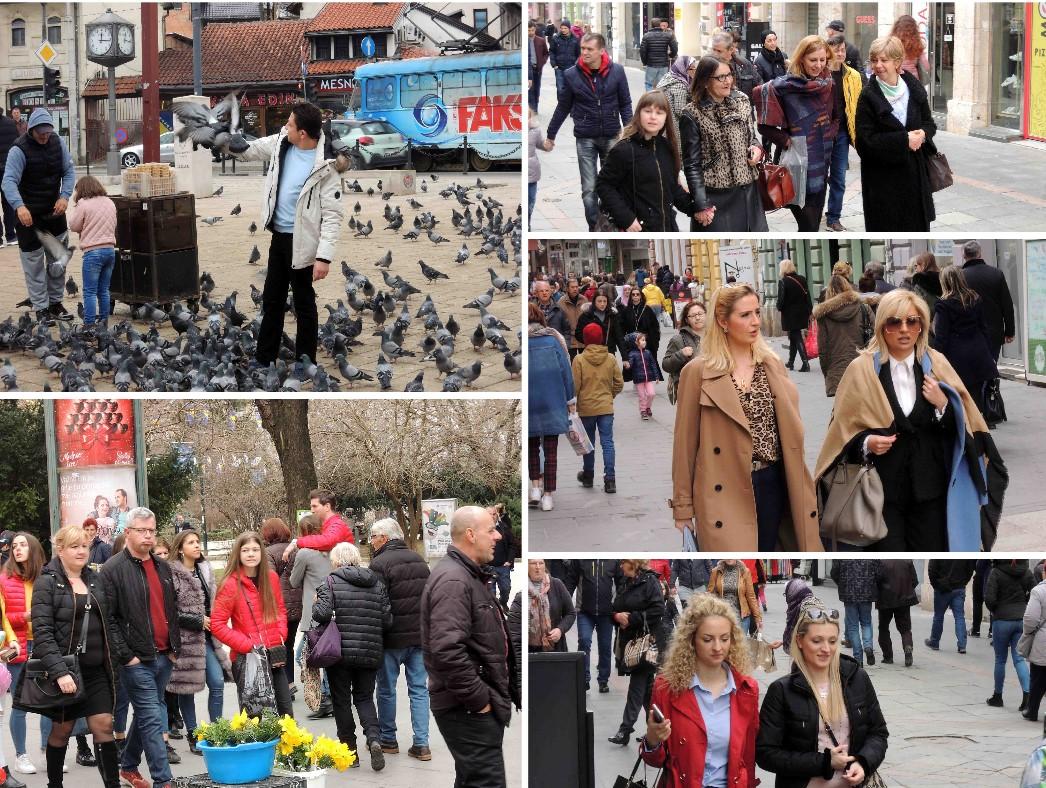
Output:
[88, 26, 112, 56]
[118, 26, 134, 55]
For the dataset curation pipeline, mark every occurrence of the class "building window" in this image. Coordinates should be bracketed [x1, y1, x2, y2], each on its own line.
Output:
[312, 35, 332, 60]
[400, 73, 437, 107]
[11, 19, 25, 47]
[443, 69, 481, 106]
[486, 68, 518, 98]
[365, 76, 396, 110]
[474, 9, 489, 31]
[333, 35, 351, 60]
[47, 16, 61, 45]
[351, 33, 387, 58]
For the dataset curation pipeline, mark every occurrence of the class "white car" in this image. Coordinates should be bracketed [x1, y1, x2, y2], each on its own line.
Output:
[119, 131, 176, 168]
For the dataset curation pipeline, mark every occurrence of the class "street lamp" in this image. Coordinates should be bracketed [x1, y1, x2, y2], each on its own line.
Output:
[85, 9, 136, 177]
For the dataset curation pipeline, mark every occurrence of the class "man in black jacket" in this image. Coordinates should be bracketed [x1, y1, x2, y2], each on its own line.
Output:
[640, 19, 677, 89]
[960, 240, 1016, 361]
[421, 506, 519, 788]
[0, 109, 19, 245]
[368, 518, 433, 761]
[485, 503, 514, 607]
[100, 507, 181, 788]
[925, 559, 976, 654]
[826, 20, 865, 74]
[566, 559, 621, 692]
[671, 558, 713, 607]
[548, 20, 580, 94]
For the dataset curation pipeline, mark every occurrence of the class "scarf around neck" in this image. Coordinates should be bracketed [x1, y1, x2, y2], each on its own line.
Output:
[528, 574, 552, 648]
[876, 75, 910, 126]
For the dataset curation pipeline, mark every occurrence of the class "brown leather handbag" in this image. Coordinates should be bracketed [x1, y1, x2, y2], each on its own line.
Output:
[926, 150, 953, 192]
[757, 161, 795, 211]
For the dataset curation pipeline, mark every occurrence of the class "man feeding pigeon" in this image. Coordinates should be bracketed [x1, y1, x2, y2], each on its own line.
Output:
[1, 107, 76, 324]
[183, 100, 347, 366]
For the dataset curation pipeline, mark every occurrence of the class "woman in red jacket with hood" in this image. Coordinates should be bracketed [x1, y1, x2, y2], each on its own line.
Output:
[211, 532, 291, 716]
[641, 594, 759, 788]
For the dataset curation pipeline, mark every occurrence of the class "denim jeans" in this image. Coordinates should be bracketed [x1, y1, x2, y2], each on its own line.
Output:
[844, 602, 874, 660]
[490, 565, 512, 607]
[529, 67, 543, 109]
[644, 66, 668, 90]
[554, 68, 566, 94]
[120, 654, 175, 784]
[81, 246, 116, 325]
[580, 414, 615, 480]
[825, 129, 850, 224]
[992, 618, 1031, 695]
[376, 647, 429, 747]
[203, 639, 225, 722]
[576, 613, 613, 686]
[928, 588, 967, 650]
[8, 641, 52, 754]
[528, 181, 538, 225]
[575, 136, 615, 230]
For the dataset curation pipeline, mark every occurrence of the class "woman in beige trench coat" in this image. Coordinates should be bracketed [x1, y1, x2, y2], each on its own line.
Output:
[671, 284, 822, 552]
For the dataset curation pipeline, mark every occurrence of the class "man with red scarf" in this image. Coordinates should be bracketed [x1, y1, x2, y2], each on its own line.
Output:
[545, 33, 633, 231]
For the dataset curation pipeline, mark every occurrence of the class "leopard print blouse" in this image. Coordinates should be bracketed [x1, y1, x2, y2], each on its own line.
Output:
[731, 362, 780, 463]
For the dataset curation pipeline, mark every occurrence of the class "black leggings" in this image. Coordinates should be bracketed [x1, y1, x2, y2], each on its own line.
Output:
[1027, 663, 1046, 720]
[787, 329, 808, 367]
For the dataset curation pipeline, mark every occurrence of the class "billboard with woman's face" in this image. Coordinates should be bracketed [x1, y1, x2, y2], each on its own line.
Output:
[48, 400, 145, 540]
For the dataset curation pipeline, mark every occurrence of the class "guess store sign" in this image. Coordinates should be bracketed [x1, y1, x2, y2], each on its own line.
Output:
[210, 92, 302, 109]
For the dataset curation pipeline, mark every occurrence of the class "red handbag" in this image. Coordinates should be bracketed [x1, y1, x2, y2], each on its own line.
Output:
[757, 162, 795, 211]
[804, 320, 820, 359]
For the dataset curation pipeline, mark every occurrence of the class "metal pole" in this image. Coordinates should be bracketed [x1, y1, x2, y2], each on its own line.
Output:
[142, 2, 160, 163]
[192, 4, 202, 95]
[462, 134, 468, 174]
[69, 2, 83, 164]
[106, 65, 118, 176]
[40, 4, 48, 104]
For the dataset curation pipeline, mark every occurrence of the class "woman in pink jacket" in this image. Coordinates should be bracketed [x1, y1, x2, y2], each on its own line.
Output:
[65, 176, 116, 328]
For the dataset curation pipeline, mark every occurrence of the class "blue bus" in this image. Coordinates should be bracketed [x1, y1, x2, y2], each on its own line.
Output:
[352, 51, 522, 171]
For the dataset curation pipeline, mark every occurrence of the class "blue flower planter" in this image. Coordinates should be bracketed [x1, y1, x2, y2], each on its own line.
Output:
[198, 738, 278, 784]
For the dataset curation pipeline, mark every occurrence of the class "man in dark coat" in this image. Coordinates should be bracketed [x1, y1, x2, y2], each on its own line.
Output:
[527, 20, 549, 110]
[548, 20, 580, 93]
[876, 560, 919, 666]
[485, 503, 515, 607]
[368, 518, 432, 761]
[566, 559, 622, 692]
[826, 20, 865, 74]
[0, 109, 19, 245]
[639, 19, 677, 90]
[0, 107, 75, 324]
[546, 33, 633, 231]
[776, 262, 813, 371]
[960, 240, 1016, 361]
[925, 559, 976, 654]
[421, 506, 520, 788]
[831, 559, 882, 667]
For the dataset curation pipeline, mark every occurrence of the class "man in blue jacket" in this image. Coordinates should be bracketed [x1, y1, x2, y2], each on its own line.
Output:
[548, 20, 580, 94]
[545, 33, 633, 231]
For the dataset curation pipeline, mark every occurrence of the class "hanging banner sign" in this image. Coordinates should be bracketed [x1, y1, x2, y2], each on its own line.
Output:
[1025, 3, 1046, 140]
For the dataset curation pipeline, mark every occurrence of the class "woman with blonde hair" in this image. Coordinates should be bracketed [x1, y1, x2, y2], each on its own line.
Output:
[672, 284, 821, 552]
[776, 259, 812, 372]
[640, 595, 760, 787]
[816, 288, 993, 551]
[754, 36, 837, 231]
[679, 56, 767, 231]
[756, 601, 888, 788]
[608, 559, 665, 746]
[855, 36, 937, 231]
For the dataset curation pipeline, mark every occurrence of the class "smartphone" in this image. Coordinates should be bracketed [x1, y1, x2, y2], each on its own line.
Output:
[651, 704, 665, 724]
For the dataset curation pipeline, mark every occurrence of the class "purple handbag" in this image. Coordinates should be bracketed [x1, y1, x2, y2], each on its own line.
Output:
[305, 578, 342, 668]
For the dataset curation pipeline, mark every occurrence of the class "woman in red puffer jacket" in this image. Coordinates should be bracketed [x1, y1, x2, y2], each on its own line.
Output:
[211, 532, 291, 716]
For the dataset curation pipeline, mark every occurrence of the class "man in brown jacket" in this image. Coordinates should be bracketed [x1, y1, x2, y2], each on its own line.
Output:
[572, 322, 624, 493]
[557, 277, 589, 358]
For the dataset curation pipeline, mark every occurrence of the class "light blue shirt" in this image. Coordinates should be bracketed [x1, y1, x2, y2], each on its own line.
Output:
[691, 666, 735, 788]
[273, 145, 316, 233]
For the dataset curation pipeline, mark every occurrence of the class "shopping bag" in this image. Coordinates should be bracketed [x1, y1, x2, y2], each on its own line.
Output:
[233, 646, 277, 717]
[804, 320, 819, 359]
[566, 412, 594, 456]
[298, 640, 324, 713]
[682, 526, 698, 552]
[779, 137, 808, 209]
[747, 633, 778, 673]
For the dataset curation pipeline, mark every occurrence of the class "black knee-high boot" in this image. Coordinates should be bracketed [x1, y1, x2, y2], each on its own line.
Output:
[94, 741, 120, 788]
[45, 744, 67, 788]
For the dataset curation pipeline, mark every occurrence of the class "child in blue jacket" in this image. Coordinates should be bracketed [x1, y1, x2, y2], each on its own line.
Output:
[627, 332, 662, 420]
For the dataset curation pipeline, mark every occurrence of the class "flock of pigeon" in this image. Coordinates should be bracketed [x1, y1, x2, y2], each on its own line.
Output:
[0, 174, 523, 393]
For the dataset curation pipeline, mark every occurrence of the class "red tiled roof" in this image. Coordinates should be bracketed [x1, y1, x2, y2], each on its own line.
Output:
[399, 45, 439, 59]
[307, 58, 366, 75]
[305, 3, 402, 33]
[158, 20, 308, 87]
[83, 75, 143, 98]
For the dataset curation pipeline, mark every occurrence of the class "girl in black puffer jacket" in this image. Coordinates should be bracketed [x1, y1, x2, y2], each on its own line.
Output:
[984, 559, 1035, 710]
[312, 542, 392, 771]
[757, 602, 888, 788]
[608, 561, 666, 745]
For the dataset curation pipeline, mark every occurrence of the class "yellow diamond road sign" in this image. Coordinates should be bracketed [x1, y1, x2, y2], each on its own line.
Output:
[35, 42, 58, 67]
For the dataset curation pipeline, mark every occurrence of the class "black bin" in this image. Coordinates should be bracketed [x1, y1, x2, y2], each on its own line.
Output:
[110, 248, 200, 307]
[113, 193, 197, 254]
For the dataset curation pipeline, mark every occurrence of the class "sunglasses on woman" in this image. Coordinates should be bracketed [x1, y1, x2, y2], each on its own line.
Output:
[803, 608, 840, 622]
[883, 315, 923, 332]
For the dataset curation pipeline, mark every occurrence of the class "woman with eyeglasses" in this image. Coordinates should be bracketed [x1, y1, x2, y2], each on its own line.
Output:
[679, 56, 768, 232]
[672, 284, 821, 552]
[754, 35, 837, 231]
[662, 300, 705, 406]
[640, 594, 760, 788]
[757, 601, 888, 788]
[816, 288, 992, 552]
[854, 35, 937, 231]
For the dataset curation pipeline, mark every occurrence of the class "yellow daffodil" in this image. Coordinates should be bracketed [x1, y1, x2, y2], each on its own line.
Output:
[229, 709, 249, 731]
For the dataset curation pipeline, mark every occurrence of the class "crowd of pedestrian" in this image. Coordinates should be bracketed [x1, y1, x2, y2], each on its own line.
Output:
[529, 15, 949, 232]
[529, 245, 1015, 553]
[0, 494, 520, 788]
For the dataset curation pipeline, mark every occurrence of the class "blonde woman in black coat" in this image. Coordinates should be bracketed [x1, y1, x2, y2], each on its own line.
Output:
[776, 259, 812, 372]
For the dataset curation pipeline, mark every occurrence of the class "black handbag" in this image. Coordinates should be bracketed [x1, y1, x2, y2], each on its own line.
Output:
[14, 595, 92, 714]
[613, 752, 664, 788]
[983, 378, 1007, 424]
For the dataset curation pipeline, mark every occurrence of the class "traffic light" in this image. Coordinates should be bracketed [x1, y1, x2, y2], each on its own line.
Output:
[43, 67, 60, 101]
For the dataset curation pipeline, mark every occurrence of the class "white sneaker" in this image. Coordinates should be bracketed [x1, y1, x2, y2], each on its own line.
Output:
[540, 493, 554, 511]
[528, 486, 542, 507]
[14, 753, 36, 773]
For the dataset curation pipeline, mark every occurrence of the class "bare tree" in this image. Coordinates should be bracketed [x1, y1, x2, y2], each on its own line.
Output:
[256, 400, 319, 527]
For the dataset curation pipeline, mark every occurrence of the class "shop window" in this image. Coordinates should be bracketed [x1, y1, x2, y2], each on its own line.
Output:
[485, 68, 518, 98]
[11, 19, 25, 48]
[400, 73, 437, 108]
[312, 35, 332, 60]
[333, 35, 351, 60]
[442, 70, 481, 106]
[351, 33, 387, 58]
[365, 76, 396, 110]
[991, 3, 1024, 129]
[47, 16, 61, 45]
